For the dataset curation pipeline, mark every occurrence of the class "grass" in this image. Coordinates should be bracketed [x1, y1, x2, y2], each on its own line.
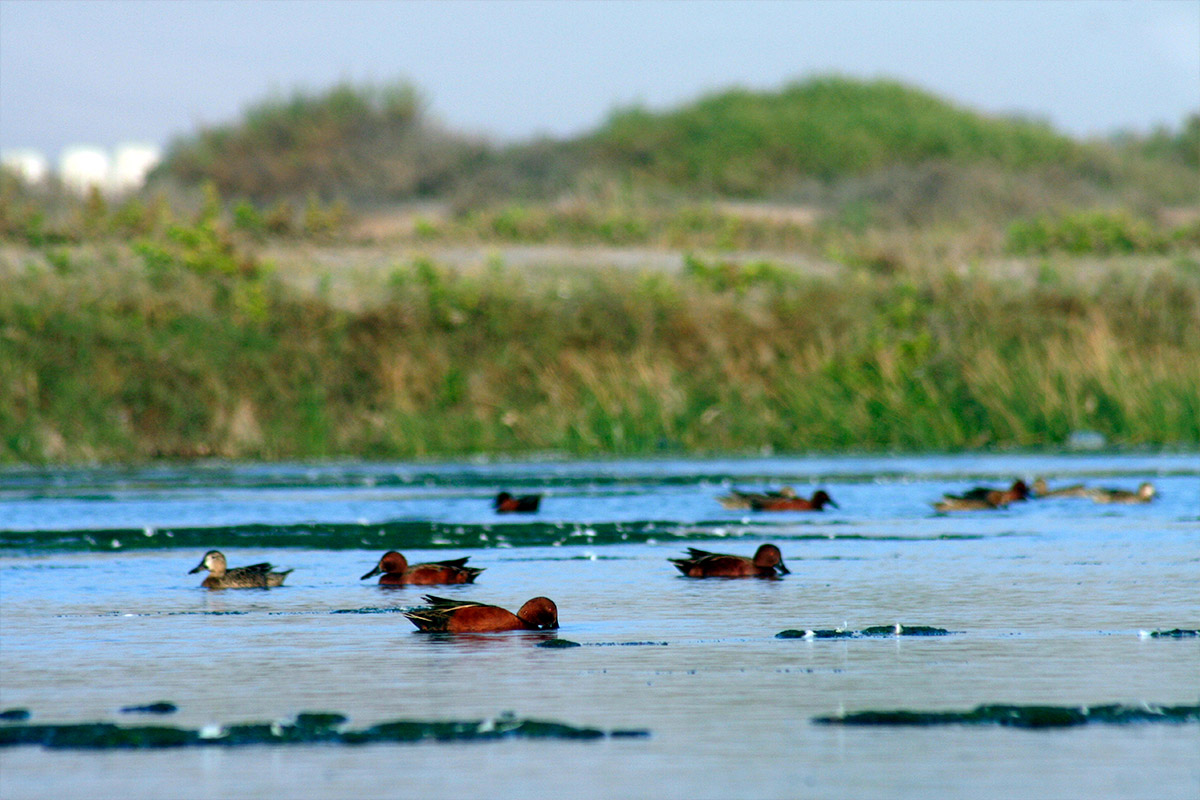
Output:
[2, 227, 1197, 463]
[2, 74, 1197, 464]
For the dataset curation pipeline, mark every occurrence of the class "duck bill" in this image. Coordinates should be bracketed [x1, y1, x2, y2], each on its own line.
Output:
[777, 561, 791, 575]
[360, 565, 383, 580]
[187, 559, 205, 574]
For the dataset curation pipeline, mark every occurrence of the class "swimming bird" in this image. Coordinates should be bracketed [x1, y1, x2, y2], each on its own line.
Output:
[933, 491, 1011, 512]
[718, 486, 797, 510]
[494, 491, 542, 513]
[188, 550, 292, 589]
[947, 480, 1030, 504]
[669, 544, 790, 578]
[402, 595, 559, 632]
[360, 551, 483, 586]
[1086, 482, 1157, 504]
[1032, 478, 1090, 498]
[748, 489, 838, 512]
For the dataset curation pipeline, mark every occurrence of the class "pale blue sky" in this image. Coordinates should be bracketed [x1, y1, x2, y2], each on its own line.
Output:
[2, 0, 1197, 158]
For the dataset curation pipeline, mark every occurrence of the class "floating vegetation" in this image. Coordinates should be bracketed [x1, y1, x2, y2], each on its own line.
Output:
[0, 711, 648, 750]
[1, 519, 995, 555]
[813, 703, 1200, 728]
[777, 624, 954, 639]
[1139, 629, 1200, 638]
[330, 607, 409, 615]
[536, 638, 583, 648]
[119, 702, 177, 715]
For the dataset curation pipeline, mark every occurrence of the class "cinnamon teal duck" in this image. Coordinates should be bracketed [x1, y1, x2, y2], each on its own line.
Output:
[948, 480, 1030, 504]
[933, 491, 1010, 512]
[1087, 482, 1157, 504]
[718, 486, 797, 510]
[188, 550, 292, 589]
[360, 551, 484, 586]
[494, 491, 541, 513]
[748, 489, 837, 511]
[403, 595, 558, 632]
[1032, 478, 1091, 498]
[670, 544, 790, 578]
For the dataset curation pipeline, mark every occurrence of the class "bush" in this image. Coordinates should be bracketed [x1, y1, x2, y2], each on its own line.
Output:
[1006, 211, 1169, 255]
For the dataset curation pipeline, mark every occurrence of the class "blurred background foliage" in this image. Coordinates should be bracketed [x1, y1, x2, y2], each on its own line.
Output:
[1, 75, 1197, 462]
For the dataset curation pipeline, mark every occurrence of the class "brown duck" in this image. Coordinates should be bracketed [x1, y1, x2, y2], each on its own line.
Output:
[188, 550, 292, 589]
[403, 595, 559, 632]
[360, 551, 484, 586]
[670, 544, 790, 578]
[1087, 482, 1157, 504]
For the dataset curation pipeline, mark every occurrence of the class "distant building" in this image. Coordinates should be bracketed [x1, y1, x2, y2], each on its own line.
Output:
[40, 143, 164, 195]
[111, 143, 162, 192]
[0, 149, 50, 185]
[59, 146, 111, 194]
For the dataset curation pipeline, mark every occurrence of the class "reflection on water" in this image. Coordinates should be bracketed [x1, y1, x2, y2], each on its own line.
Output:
[1, 454, 1197, 800]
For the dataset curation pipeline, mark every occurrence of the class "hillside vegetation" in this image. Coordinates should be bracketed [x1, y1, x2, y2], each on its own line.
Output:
[2, 75, 1198, 464]
[148, 76, 1199, 220]
[160, 83, 489, 203]
[593, 77, 1083, 191]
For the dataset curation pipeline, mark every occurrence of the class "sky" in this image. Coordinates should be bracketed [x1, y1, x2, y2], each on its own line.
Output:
[1, 0, 1198, 160]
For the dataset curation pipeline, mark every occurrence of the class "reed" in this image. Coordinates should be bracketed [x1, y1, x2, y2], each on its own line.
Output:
[1, 238, 1196, 463]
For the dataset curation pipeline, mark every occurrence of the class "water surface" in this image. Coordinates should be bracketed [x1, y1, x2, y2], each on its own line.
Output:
[1, 453, 1197, 799]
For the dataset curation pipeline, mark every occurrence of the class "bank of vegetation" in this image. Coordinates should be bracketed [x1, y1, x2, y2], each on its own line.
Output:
[1, 76, 1197, 463]
[2, 208, 1197, 462]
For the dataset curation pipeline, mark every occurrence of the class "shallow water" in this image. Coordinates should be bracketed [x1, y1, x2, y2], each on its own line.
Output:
[1, 453, 1197, 799]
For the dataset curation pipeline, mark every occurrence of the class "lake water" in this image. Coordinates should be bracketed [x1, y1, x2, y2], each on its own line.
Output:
[1, 453, 1197, 799]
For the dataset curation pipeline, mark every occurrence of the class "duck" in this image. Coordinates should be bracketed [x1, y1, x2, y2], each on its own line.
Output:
[402, 595, 559, 632]
[718, 486, 799, 510]
[1032, 478, 1091, 498]
[494, 491, 542, 513]
[669, 544, 790, 578]
[748, 489, 838, 512]
[188, 550, 292, 589]
[360, 551, 483, 586]
[1086, 482, 1157, 504]
[947, 480, 1030, 504]
[933, 491, 1010, 512]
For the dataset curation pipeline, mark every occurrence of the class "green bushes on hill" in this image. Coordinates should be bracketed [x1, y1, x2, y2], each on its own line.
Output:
[591, 76, 1089, 194]
[146, 76, 1199, 220]
[158, 82, 487, 202]
[1006, 210, 1200, 255]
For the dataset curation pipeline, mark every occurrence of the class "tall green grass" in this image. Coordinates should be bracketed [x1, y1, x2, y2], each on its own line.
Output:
[2, 239, 1197, 463]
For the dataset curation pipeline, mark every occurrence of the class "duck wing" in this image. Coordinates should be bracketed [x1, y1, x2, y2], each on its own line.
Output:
[419, 594, 490, 610]
[427, 557, 472, 569]
[683, 547, 735, 560]
[227, 562, 275, 576]
[947, 487, 995, 501]
[404, 595, 495, 630]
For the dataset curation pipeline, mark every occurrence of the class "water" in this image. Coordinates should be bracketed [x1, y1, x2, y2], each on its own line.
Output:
[1, 453, 1197, 799]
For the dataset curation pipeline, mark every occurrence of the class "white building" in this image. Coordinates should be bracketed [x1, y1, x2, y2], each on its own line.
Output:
[110, 143, 162, 193]
[59, 146, 111, 194]
[49, 143, 164, 195]
[0, 149, 50, 185]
